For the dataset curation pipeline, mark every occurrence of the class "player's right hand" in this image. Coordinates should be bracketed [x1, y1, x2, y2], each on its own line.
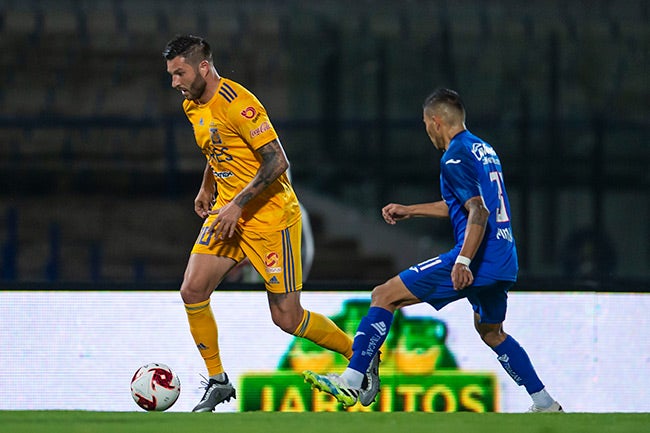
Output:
[194, 189, 214, 219]
[382, 203, 410, 225]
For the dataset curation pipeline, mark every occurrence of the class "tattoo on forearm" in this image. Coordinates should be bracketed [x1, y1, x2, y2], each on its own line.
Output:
[235, 192, 254, 207]
[468, 211, 486, 226]
[235, 141, 286, 208]
[467, 198, 489, 226]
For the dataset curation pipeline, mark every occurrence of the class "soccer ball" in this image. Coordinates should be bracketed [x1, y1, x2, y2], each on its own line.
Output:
[130, 363, 181, 411]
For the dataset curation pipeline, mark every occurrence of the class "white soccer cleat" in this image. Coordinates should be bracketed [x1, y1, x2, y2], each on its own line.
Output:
[303, 370, 359, 407]
[527, 401, 564, 413]
[192, 374, 236, 412]
[358, 351, 381, 406]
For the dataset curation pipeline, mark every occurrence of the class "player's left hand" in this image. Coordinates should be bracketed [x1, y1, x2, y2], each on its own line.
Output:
[208, 202, 242, 239]
[451, 263, 474, 290]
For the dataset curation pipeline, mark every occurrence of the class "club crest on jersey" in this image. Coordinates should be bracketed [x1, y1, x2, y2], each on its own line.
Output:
[210, 127, 222, 145]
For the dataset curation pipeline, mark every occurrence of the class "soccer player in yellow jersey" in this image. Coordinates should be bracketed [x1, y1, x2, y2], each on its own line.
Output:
[163, 35, 379, 412]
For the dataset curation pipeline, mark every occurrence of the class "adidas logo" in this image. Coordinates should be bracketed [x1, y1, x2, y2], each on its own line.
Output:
[269, 276, 279, 284]
[370, 321, 387, 336]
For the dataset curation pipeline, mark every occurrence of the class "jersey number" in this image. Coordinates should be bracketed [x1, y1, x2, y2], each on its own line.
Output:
[489, 171, 510, 223]
[196, 226, 213, 246]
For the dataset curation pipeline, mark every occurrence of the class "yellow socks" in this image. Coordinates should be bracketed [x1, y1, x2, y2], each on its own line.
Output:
[293, 310, 353, 359]
[185, 299, 223, 376]
[185, 302, 352, 375]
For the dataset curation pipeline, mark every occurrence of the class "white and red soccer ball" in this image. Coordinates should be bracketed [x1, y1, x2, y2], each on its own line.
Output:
[130, 363, 181, 411]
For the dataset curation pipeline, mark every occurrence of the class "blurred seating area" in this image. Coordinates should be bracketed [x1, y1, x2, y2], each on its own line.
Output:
[0, 0, 646, 118]
[0, 0, 648, 283]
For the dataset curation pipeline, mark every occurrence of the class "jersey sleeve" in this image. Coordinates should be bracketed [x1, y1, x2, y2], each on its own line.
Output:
[227, 93, 279, 150]
[442, 148, 481, 206]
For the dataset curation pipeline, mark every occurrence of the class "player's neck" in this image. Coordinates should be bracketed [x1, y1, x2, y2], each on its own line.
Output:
[443, 126, 466, 150]
[197, 71, 221, 105]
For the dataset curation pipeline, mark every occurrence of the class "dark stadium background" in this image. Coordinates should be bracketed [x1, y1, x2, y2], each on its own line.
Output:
[0, 0, 648, 291]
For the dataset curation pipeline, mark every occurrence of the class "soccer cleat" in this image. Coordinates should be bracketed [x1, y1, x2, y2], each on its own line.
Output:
[192, 374, 236, 412]
[527, 401, 564, 413]
[358, 351, 381, 406]
[303, 370, 359, 407]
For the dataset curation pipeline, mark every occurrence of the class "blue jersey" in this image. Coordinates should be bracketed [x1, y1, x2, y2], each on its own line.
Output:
[440, 130, 518, 283]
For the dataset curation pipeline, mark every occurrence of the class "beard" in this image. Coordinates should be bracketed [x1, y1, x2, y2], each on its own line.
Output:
[185, 73, 207, 101]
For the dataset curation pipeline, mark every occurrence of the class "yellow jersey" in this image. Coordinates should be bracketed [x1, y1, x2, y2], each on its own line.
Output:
[183, 78, 301, 231]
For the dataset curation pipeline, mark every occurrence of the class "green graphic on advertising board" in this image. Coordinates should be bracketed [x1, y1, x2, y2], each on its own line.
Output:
[239, 299, 498, 412]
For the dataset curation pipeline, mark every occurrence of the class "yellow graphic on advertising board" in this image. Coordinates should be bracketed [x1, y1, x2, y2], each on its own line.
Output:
[239, 299, 498, 412]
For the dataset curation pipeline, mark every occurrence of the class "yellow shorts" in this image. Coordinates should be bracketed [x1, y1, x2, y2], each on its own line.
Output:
[191, 218, 303, 294]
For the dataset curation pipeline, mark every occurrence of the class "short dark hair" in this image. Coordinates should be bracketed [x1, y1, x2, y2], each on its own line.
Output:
[423, 88, 466, 119]
[162, 35, 212, 65]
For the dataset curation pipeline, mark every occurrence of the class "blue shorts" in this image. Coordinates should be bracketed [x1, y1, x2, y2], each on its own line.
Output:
[399, 252, 513, 324]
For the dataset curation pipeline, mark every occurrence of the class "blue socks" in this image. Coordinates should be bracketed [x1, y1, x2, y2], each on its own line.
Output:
[348, 306, 394, 374]
[347, 310, 548, 402]
[493, 335, 544, 394]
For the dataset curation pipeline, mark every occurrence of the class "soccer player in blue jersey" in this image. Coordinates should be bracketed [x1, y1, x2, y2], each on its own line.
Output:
[303, 88, 562, 412]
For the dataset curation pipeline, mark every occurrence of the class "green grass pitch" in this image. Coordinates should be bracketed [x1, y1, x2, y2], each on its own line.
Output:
[1, 411, 648, 433]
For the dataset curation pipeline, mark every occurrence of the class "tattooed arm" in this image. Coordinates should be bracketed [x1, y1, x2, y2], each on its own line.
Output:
[209, 139, 289, 238]
[451, 195, 489, 290]
[233, 139, 289, 209]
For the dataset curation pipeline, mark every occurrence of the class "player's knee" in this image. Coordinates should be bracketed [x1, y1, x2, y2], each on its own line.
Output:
[370, 280, 398, 310]
[270, 309, 301, 334]
[179, 279, 212, 304]
[477, 326, 506, 348]
[370, 284, 387, 307]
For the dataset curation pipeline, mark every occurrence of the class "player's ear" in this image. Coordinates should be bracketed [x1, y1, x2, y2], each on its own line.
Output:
[198, 60, 210, 76]
[425, 110, 439, 128]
